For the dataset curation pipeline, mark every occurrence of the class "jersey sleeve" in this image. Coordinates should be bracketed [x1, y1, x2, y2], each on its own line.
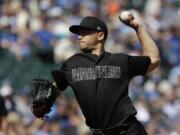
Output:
[127, 55, 151, 78]
[51, 62, 69, 91]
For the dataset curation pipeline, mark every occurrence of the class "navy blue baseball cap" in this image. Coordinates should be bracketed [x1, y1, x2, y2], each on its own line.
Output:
[69, 16, 108, 39]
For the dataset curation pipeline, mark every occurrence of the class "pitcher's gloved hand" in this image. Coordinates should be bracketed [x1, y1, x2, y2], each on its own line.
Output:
[31, 79, 60, 118]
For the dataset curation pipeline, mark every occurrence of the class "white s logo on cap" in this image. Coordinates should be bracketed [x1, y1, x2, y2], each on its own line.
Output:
[97, 26, 101, 30]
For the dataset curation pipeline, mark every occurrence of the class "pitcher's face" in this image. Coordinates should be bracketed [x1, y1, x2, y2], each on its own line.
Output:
[78, 29, 99, 52]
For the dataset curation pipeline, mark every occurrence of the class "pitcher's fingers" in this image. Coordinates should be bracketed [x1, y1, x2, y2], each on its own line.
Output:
[128, 13, 134, 21]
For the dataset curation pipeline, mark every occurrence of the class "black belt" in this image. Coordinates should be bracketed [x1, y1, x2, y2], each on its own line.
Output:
[90, 116, 136, 135]
[91, 124, 128, 135]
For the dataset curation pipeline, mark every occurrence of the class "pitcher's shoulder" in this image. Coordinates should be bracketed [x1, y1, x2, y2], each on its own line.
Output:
[65, 53, 83, 62]
[111, 53, 129, 59]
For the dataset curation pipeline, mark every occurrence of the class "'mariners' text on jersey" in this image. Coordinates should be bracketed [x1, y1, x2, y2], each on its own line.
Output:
[72, 66, 121, 81]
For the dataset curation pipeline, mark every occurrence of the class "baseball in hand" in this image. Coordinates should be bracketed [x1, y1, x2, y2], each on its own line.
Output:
[120, 11, 130, 21]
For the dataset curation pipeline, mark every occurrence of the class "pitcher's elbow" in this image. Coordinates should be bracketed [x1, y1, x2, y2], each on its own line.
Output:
[147, 57, 161, 72]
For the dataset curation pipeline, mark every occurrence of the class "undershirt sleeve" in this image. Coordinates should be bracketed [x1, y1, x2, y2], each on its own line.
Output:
[0, 96, 7, 116]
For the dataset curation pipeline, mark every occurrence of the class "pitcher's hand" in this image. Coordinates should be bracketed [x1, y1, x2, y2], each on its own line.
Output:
[119, 11, 141, 31]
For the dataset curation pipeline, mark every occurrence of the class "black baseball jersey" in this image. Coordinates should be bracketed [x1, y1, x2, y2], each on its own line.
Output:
[56, 52, 151, 129]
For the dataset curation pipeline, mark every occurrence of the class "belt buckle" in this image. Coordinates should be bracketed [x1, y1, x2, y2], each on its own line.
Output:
[91, 129, 104, 135]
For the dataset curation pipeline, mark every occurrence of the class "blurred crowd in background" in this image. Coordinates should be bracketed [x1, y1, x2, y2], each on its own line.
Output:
[0, 0, 180, 135]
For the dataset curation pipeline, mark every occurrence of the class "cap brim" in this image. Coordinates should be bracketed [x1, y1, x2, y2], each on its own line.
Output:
[69, 25, 97, 34]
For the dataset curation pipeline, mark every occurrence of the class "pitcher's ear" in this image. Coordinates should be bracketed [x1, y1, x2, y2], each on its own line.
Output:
[97, 32, 105, 41]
